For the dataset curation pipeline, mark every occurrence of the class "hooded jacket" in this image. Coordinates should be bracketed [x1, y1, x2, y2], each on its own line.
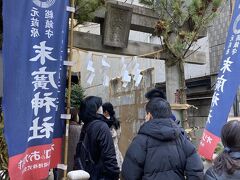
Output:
[78, 96, 119, 180]
[80, 115, 120, 180]
[204, 152, 240, 180]
[76, 96, 119, 180]
[122, 118, 204, 180]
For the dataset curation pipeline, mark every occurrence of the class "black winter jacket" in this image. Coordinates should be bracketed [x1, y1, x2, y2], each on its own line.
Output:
[204, 152, 240, 180]
[122, 118, 204, 180]
[81, 118, 120, 180]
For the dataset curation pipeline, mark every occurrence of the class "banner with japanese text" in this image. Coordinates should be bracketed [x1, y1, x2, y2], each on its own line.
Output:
[3, 0, 69, 179]
[198, 2, 240, 160]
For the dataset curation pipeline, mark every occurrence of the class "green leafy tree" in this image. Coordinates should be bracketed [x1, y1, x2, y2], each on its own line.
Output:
[66, 84, 85, 109]
[140, 0, 223, 130]
[0, 114, 9, 180]
[70, 84, 85, 109]
[74, 0, 104, 26]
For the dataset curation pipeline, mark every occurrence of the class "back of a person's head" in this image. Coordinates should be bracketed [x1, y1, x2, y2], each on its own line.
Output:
[145, 97, 171, 119]
[145, 88, 166, 100]
[79, 96, 102, 123]
[102, 102, 120, 129]
[102, 102, 115, 116]
[214, 120, 240, 175]
[221, 120, 240, 150]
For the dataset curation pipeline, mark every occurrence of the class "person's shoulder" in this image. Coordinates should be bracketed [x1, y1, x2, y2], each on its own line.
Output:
[204, 167, 218, 180]
[97, 119, 109, 127]
[222, 169, 240, 179]
[177, 132, 196, 156]
[90, 120, 110, 134]
[132, 133, 148, 147]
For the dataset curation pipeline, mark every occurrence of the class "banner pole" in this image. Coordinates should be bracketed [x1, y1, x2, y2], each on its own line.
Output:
[63, 0, 75, 178]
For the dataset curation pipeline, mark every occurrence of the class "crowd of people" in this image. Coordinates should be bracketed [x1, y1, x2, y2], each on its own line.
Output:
[68, 88, 240, 180]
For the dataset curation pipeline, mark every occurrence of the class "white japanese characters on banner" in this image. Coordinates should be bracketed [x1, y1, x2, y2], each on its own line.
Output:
[28, 5, 61, 148]
[3, 1, 69, 179]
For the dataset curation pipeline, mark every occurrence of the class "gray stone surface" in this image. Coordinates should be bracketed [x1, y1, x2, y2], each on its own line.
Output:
[110, 94, 136, 106]
[94, 0, 206, 38]
[138, 107, 145, 120]
[72, 31, 206, 64]
[110, 97, 122, 107]
[165, 64, 180, 104]
[103, 3, 133, 48]
[208, 2, 231, 75]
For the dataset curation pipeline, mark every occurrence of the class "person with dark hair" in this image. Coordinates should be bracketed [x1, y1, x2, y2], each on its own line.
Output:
[145, 87, 178, 121]
[122, 97, 204, 180]
[145, 87, 167, 100]
[204, 120, 240, 180]
[102, 102, 120, 130]
[145, 87, 192, 140]
[102, 102, 123, 171]
[76, 96, 119, 180]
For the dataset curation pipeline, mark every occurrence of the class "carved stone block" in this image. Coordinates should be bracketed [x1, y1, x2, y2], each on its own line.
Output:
[103, 3, 133, 48]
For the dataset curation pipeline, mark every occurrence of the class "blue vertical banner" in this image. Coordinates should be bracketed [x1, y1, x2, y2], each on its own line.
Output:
[2, 0, 69, 179]
[199, 2, 240, 160]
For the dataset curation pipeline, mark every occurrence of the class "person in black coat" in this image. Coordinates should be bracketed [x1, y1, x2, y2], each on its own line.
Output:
[78, 96, 120, 180]
[204, 120, 240, 180]
[122, 97, 204, 180]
